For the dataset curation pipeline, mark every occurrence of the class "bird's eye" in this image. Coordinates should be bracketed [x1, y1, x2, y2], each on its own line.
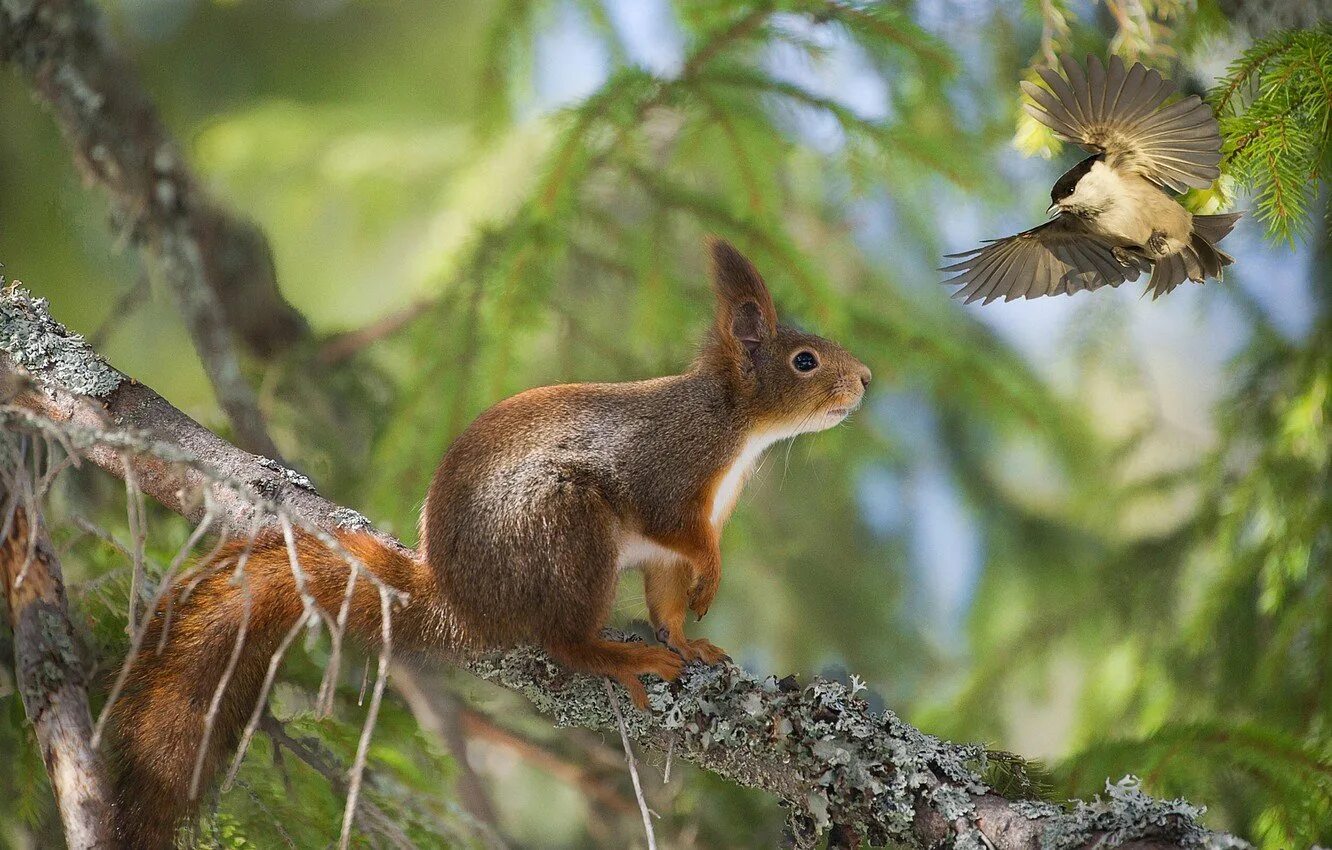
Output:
[792, 351, 819, 372]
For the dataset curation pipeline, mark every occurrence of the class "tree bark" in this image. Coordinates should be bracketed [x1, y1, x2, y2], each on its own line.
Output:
[0, 0, 308, 457]
[0, 286, 1247, 850]
[0, 438, 113, 849]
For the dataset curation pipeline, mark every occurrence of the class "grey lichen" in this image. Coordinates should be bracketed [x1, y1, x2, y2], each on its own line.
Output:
[0, 285, 123, 397]
[255, 456, 316, 492]
[1038, 776, 1230, 850]
[329, 507, 371, 530]
[16, 603, 83, 716]
[53, 64, 104, 114]
[933, 783, 976, 820]
[471, 633, 1005, 848]
[467, 636, 1244, 849]
[1013, 799, 1066, 819]
[470, 642, 645, 732]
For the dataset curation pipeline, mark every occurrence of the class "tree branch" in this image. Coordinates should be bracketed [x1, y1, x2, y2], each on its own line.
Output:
[0, 434, 112, 849]
[0, 287, 1247, 849]
[0, 0, 309, 457]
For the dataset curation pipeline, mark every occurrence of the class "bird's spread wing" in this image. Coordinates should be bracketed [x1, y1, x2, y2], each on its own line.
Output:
[1021, 55, 1222, 193]
[941, 216, 1150, 304]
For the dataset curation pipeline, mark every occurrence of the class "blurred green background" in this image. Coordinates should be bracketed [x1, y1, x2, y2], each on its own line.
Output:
[1, 1, 1329, 847]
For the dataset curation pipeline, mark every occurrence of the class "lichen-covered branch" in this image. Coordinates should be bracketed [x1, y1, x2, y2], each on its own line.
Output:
[0, 435, 113, 849]
[0, 289, 362, 537]
[0, 287, 1248, 849]
[0, 0, 309, 456]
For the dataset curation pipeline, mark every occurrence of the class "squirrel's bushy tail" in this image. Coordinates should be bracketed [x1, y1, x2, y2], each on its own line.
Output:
[106, 530, 441, 849]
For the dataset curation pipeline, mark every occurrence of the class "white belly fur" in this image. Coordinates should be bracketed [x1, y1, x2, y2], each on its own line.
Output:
[616, 532, 684, 572]
[615, 422, 820, 572]
[709, 423, 813, 527]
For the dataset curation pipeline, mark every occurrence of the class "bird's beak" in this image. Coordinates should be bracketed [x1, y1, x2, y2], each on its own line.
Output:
[1046, 203, 1060, 216]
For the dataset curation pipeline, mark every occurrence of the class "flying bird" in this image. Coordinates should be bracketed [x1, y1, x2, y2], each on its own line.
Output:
[942, 55, 1241, 303]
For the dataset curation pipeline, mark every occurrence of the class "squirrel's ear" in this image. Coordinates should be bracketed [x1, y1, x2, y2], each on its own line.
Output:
[708, 237, 777, 355]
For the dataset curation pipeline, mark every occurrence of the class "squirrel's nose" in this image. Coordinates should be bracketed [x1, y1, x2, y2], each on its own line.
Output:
[857, 365, 871, 390]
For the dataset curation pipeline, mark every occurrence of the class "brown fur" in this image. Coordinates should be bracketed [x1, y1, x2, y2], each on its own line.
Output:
[108, 239, 870, 847]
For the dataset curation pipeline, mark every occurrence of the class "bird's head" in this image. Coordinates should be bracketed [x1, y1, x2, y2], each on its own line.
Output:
[1048, 153, 1106, 216]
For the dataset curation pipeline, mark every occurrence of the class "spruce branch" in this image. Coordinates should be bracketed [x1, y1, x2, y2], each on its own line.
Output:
[1213, 25, 1332, 242]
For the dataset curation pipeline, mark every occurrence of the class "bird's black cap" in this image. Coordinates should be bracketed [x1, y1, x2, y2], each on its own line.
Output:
[1051, 153, 1102, 204]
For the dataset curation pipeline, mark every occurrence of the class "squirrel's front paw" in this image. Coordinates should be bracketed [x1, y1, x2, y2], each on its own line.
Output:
[688, 575, 719, 620]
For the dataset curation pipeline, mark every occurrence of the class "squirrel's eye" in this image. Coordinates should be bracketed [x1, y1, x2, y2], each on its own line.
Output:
[792, 351, 818, 372]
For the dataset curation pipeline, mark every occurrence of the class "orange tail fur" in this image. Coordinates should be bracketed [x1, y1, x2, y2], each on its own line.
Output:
[105, 531, 442, 848]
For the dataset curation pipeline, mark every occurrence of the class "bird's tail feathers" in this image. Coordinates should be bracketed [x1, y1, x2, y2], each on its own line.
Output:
[1146, 252, 1190, 300]
[1146, 213, 1241, 299]
[1189, 231, 1233, 281]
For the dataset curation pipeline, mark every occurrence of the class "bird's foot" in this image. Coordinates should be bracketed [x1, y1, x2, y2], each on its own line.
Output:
[1147, 230, 1170, 256]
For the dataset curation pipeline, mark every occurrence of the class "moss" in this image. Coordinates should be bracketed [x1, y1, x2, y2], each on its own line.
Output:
[0, 285, 123, 397]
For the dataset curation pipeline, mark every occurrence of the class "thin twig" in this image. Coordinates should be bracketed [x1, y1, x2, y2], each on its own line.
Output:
[278, 513, 319, 614]
[260, 717, 418, 850]
[121, 453, 147, 635]
[91, 502, 220, 749]
[358, 660, 371, 707]
[604, 680, 657, 850]
[318, 539, 362, 718]
[339, 589, 393, 850]
[189, 574, 254, 799]
[155, 497, 217, 653]
[317, 298, 435, 365]
[221, 610, 311, 792]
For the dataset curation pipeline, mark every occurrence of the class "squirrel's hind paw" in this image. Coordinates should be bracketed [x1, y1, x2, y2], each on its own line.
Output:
[635, 644, 686, 681]
[656, 628, 729, 666]
[611, 645, 684, 709]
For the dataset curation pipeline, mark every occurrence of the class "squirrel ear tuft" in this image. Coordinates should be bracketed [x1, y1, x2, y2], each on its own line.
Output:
[707, 237, 778, 347]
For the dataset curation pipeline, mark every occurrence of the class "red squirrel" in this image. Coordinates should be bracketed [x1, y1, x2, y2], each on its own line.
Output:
[106, 238, 871, 847]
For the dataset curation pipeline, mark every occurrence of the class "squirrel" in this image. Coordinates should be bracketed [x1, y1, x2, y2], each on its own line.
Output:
[105, 238, 871, 847]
